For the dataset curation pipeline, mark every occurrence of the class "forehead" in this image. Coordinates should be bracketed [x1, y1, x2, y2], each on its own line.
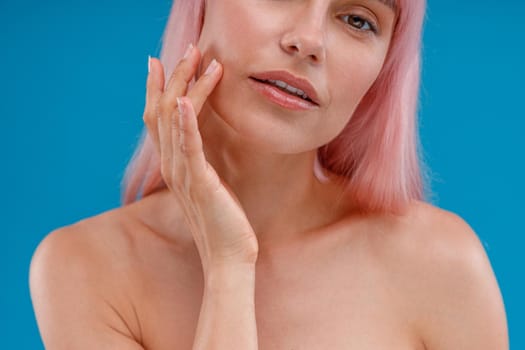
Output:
[334, 0, 397, 11]
[376, 0, 396, 10]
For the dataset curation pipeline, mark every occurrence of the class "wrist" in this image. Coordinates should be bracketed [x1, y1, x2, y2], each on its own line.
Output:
[204, 262, 256, 291]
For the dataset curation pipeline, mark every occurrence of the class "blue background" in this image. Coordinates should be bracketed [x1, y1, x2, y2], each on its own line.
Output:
[2, 0, 523, 348]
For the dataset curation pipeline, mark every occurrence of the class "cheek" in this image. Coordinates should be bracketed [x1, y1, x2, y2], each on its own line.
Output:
[329, 49, 386, 116]
[313, 48, 386, 142]
[198, 2, 268, 68]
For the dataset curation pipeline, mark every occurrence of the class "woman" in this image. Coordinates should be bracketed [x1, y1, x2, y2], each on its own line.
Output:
[29, 0, 508, 349]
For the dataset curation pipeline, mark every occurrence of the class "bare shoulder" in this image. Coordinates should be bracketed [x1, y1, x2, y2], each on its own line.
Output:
[30, 205, 147, 290]
[399, 201, 501, 283]
[368, 200, 497, 268]
[372, 200, 509, 350]
[30, 195, 195, 292]
[29, 195, 202, 349]
[387, 200, 489, 262]
[29, 206, 149, 348]
[31, 207, 136, 268]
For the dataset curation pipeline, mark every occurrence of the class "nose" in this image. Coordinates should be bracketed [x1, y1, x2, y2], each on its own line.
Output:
[279, 11, 326, 64]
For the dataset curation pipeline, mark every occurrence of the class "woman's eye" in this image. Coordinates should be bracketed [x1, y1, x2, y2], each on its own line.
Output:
[341, 14, 377, 33]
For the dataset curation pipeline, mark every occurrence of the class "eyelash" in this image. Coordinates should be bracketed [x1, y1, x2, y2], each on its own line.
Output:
[340, 14, 378, 34]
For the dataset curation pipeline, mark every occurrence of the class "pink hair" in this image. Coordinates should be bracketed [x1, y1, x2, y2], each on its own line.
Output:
[121, 0, 430, 215]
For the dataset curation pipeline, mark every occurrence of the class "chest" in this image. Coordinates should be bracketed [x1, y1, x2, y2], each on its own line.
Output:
[136, 243, 422, 350]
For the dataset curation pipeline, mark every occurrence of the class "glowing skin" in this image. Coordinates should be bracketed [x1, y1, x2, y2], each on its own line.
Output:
[29, 1, 508, 349]
[198, 0, 395, 153]
[192, 0, 396, 242]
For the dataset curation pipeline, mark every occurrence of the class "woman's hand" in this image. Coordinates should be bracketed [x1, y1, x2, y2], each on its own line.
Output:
[143, 45, 259, 273]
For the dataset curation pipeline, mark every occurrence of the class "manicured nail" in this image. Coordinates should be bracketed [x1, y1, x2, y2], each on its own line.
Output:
[204, 59, 218, 75]
[148, 55, 151, 73]
[183, 43, 194, 59]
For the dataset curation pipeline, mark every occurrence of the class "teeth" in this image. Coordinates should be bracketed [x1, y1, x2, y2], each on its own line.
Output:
[265, 79, 310, 101]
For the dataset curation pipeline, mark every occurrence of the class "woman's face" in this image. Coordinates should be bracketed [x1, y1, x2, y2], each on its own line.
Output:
[197, 0, 396, 153]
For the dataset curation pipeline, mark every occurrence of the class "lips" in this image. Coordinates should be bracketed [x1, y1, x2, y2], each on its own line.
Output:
[249, 70, 321, 106]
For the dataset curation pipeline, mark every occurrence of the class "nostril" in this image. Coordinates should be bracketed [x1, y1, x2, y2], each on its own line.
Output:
[287, 43, 301, 53]
[280, 33, 325, 63]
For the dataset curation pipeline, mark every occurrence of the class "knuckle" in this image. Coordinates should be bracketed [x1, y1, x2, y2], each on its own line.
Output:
[171, 112, 178, 130]
[176, 53, 194, 69]
[157, 98, 170, 118]
[173, 65, 187, 78]
[143, 118, 156, 133]
[142, 115, 151, 128]
[143, 107, 155, 124]
[180, 143, 199, 158]
[154, 101, 163, 119]
[178, 142, 188, 156]
[168, 68, 186, 86]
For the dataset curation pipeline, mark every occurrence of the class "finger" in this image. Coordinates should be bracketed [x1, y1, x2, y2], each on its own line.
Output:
[158, 44, 201, 120]
[166, 44, 200, 91]
[157, 102, 175, 189]
[176, 96, 212, 187]
[143, 57, 165, 154]
[186, 59, 223, 117]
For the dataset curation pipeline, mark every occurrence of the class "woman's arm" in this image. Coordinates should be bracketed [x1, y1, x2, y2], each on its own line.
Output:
[192, 264, 258, 349]
[31, 228, 260, 350]
[31, 46, 260, 349]
[145, 48, 260, 349]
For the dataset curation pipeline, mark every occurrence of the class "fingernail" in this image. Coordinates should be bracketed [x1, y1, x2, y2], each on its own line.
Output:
[148, 55, 151, 73]
[183, 43, 194, 60]
[204, 59, 218, 75]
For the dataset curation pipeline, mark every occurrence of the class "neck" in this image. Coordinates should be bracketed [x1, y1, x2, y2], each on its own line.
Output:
[195, 104, 354, 248]
[137, 104, 355, 251]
